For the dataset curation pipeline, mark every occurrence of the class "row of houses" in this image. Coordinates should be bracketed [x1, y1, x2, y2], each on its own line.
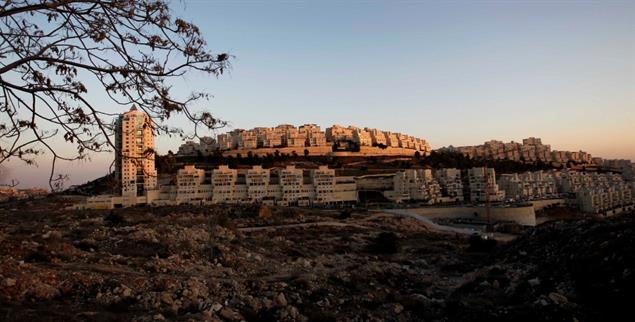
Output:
[78, 163, 635, 215]
[498, 171, 558, 200]
[440, 137, 594, 164]
[103, 108, 633, 215]
[79, 165, 357, 209]
[556, 170, 634, 214]
[381, 167, 635, 214]
[177, 124, 431, 156]
[380, 167, 502, 204]
[0, 187, 48, 202]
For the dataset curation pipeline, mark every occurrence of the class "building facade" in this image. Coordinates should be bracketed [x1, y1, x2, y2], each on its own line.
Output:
[177, 123, 432, 155]
[433, 168, 464, 202]
[384, 169, 442, 203]
[467, 167, 505, 202]
[114, 106, 157, 202]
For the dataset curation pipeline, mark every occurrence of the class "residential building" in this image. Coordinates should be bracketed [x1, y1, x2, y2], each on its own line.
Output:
[325, 125, 354, 142]
[384, 169, 441, 203]
[385, 132, 400, 148]
[467, 167, 505, 202]
[351, 128, 373, 146]
[211, 165, 237, 204]
[114, 105, 157, 200]
[441, 137, 593, 165]
[300, 124, 328, 147]
[497, 171, 557, 200]
[433, 168, 464, 202]
[177, 141, 199, 156]
[365, 128, 388, 146]
[246, 165, 270, 203]
[217, 133, 234, 150]
[176, 165, 207, 204]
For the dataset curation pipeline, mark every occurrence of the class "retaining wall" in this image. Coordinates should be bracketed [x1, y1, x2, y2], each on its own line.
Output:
[410, 205, 537, 226]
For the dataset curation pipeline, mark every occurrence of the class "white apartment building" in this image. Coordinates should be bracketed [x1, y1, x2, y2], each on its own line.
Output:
[211, 165, 237, 204]
[217, 133, 234, 150]
[300, 124, 328, 147]
[246, 165, 270, 203]
[384, 169, 441, 203]
[444, 138, 594, 165]
[497, 171, 557, 200]
[385, 132, 400, 148]
[176, 165, 208, 204]
[252, 127, 283, 148]
[397, 134, 414, 149]
[433, 168, 464, 202]
[286, 130, 307, 148]
[279, 165, 310, 206]
[325, 125, 355, 142]
[312, 166, 336, 204]
[199, 137, 217, 156]
[351, 128, 373, 146]
[115, 106, 157, 202]
[78, 164, 358, 209]
[176, 137, 217, 157]
[550, 169, 635, 213]
[178, 141, 199, 156]
[235, 130, 257, 149]
[467, 167, 505, 202]
[365, 128, 388, 146]
[180, 123, 431, 155]
[577, 184, 634, 214]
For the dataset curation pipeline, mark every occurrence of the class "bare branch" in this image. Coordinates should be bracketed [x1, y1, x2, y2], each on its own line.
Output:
[0, 0, 230, 188]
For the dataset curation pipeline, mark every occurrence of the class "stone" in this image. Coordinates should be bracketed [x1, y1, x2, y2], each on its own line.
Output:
[394, 303, 404, 314]
[122, 287, 132, 298]
[275, 292, 288, 307]
[42, 230, 62, 240]
[160, 292, 173, 305]
[219, 307, 243, 321]
[528, 277, 540, 287]
[3, 278, 16, 287]
[211, 302, 223, 312]
[30, 283, 59, 300]
[548, 292, 568, 305]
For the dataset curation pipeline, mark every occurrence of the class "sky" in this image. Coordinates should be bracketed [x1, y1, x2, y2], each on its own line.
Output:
[3, 0, 635, 188]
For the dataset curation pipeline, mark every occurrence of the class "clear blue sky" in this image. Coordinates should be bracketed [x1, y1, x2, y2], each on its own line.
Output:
[5, 0, 635, 188]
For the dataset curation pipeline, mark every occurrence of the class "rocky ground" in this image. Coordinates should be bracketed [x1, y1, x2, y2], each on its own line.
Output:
[0, 197, 632, 322]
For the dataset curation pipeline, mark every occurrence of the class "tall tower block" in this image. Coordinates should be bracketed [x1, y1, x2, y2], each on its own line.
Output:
[114, 105, 157, 198]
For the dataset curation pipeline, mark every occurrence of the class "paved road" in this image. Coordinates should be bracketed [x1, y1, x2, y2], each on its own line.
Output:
[378, 209, 519, 241]
[377, 209, 478, 235]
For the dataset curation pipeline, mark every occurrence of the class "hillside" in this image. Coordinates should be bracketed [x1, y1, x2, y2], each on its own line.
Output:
[0, 197, 632, 321]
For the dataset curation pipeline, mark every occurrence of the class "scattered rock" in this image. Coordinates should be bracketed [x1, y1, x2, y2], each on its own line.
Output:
[275, 292, 288, 307]
[28, 283, 59, 300]
[219, 307, 243, 321]
[528, 277, 540, 287]
[160, 292, 173, 305]
[548, 292, 568, 305]
[3, 278, 16, 287]
[42, 230, 62, 240]
[211, 303, 223, 312]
